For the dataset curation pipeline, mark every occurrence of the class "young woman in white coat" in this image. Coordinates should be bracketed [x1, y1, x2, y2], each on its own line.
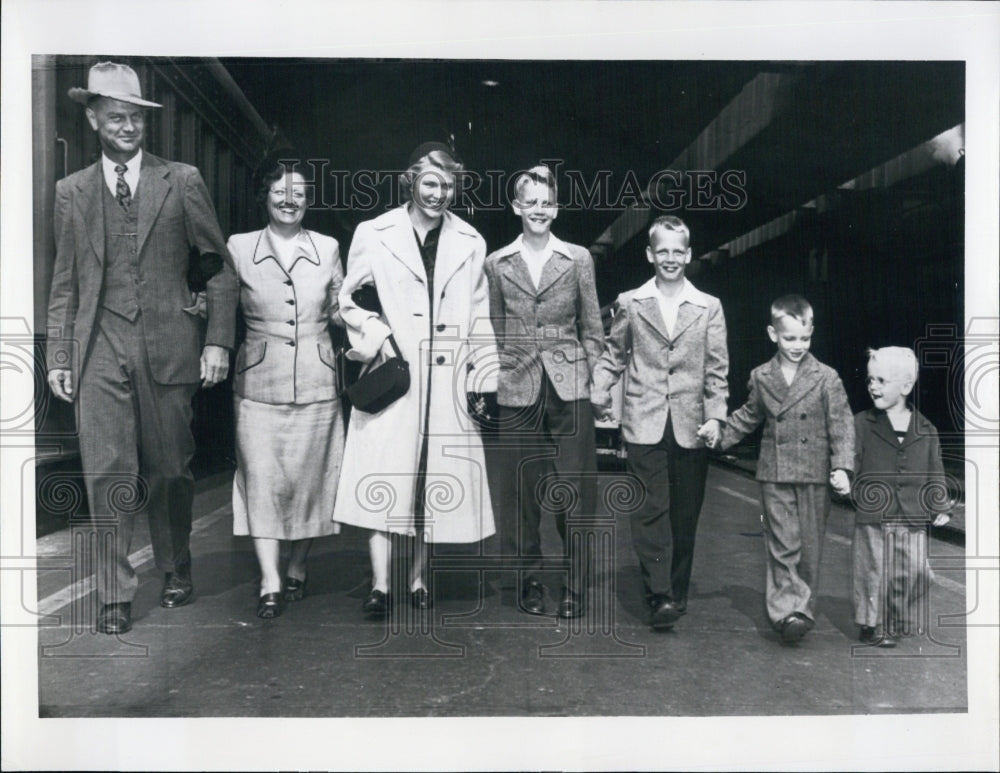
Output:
[334, 143, 498, 616]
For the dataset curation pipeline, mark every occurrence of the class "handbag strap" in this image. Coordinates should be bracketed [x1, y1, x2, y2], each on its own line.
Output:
[358, 334, 405, 377]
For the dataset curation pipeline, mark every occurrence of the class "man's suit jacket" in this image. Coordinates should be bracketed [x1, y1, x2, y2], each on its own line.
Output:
[721, 353, 855, 483]
[484, 235, 603, 406]
[591, 279, 729, 447]
[46, 153, 238, 384]
[852, 408, 948, 525]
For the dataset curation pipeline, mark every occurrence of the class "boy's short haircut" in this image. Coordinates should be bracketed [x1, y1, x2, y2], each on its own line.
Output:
[770, 294, 814, 327]
[648, 215, 690, 248]
[513, 164, 557, 203]
[867, 346, 919, 383]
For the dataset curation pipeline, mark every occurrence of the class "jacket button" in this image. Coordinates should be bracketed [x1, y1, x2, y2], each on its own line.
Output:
[435, 355, 445, 365]
[283, 279, 292, 285]
[436, 324, 445, 332]
[668, 368, 676, 376]
[800, 413, 807, 420]
[286, 299, 295, 305]
[286, 340, 295, 347]
[287, 320, 295, 326]
[777, 415, 784, 423]
[800, 437, 808, 443]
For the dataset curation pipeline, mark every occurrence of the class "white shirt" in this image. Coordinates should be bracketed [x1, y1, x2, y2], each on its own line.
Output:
[635, 277, 707, 339]
[101, 149, 142, 199]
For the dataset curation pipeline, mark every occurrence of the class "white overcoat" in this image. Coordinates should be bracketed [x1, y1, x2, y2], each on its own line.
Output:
[332, 205, 498, 543]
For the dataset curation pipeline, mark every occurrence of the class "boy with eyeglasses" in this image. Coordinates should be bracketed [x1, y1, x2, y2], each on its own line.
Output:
[851, 346, 951, 647]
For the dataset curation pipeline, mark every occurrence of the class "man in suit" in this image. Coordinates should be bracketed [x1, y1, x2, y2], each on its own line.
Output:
[484, 165, 604, 618]
[46, 62, 238, 634]
[591, 216, 729, 630]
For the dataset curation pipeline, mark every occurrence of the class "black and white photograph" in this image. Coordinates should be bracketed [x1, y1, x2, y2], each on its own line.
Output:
[2, 1, 998, 770]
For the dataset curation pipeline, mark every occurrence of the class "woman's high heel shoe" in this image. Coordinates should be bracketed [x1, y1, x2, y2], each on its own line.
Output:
[362, 589, 389, 617]
[257, 592, 282, 619]
[284, 575, 307, 602]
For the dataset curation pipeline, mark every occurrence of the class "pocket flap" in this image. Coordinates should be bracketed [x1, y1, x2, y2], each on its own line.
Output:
[237, 339, 267, 374]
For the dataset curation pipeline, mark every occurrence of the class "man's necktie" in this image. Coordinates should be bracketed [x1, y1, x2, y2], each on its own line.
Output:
[114, 164, 132, 210]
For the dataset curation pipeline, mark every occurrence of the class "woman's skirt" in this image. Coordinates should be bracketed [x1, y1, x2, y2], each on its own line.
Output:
[233, 396, 344, 540]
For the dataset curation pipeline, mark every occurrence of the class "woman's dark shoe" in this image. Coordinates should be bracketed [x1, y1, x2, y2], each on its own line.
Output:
[257, 592, 282, 619]
[411, 587, 432, 610]
[284, 575, 307, 602]
[362, 589, 389, 617]
[519, 578, 546, 616]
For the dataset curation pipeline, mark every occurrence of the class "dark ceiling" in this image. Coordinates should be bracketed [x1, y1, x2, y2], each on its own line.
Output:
[221, 58, 964, 302]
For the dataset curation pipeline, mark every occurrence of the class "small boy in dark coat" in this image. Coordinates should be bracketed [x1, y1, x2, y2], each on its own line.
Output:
[851, 347, 951, 647]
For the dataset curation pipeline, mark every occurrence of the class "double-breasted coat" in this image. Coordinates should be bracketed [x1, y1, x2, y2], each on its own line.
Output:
[332, 206, 498, 543]
[721, 353, 855, 483]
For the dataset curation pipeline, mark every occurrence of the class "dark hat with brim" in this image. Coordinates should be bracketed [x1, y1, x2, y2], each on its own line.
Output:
[68, 61, 162, 108]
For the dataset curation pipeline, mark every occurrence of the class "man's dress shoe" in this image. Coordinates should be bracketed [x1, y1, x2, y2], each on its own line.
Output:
[519, 579, 546, 616]
[557, 587, 584, 619]
[161, 567, 193, 608]
[97, 602, 132, 634]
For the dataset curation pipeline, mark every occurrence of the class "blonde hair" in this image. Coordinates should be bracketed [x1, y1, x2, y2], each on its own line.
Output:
[513, 164, 557, 203]
[400, 149, 463, 202]
[867, 346, 919, 383]
[770, 294, 813, 327]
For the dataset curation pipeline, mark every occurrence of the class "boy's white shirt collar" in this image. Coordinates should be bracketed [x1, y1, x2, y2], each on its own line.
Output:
[633, 276, 709, 307]
[101, 149, 142, 197]
[495, 232, 574, 260]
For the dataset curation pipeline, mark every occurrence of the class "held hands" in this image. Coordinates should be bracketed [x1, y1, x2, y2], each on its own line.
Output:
[591, 391, 614, 422]
[696, 419, 722, 449]
[47, 369, 74, 402]
[829, 469, 851, 496]
[200, 345, 230, 388]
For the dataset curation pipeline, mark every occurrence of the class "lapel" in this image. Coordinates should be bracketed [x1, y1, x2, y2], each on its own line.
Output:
[866, 409, 903, 449]
[634, 297, 670, 344]
[671, 303, 704, 343]
[497, 250, 536, 297]
[136, 153, 170, 258]
[77, 162, 105, 265]
[375, 206, 426, 282]
[433, 212, 477, 310]
[778, 353, 821, 413]
[534, 249, 573, 297]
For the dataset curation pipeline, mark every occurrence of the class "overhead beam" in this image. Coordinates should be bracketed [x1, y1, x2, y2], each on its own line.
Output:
[589, 70, 803, 259]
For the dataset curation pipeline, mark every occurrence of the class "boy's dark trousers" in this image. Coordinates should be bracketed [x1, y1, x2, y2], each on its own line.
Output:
[625, 416, 709, 605]
[497, 375, 597, 594]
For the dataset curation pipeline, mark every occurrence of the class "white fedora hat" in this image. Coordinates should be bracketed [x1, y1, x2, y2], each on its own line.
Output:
[68, 61, 162, 108]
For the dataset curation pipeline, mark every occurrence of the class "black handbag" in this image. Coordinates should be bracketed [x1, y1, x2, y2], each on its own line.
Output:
[345, 334, 410, 413]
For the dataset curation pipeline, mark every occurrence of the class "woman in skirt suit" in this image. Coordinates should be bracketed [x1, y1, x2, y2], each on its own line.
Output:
[229, 160, 346, 618]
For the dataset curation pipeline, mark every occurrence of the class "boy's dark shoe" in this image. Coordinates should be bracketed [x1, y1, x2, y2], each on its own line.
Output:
[859, 625, 896, 648]
[557, 587, 585, 619]
[778, 612, 812, 643]
[650, 596, 683, 630]
[519, 578, 546, 616]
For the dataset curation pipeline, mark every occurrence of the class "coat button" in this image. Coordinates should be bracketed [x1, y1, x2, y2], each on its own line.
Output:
[286, 299, 295, 305]
[800, 413, 807, 420]
[800, 437, 808, 443]
[668, 368, 676, 376]
[283, 279, 292, 285]
[286, 340, 295, 347]
[435, 355, 445, 365]
[777, 415, 784, 423]
[287, 320, 295, 326]
[436, 324, 445, 332]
